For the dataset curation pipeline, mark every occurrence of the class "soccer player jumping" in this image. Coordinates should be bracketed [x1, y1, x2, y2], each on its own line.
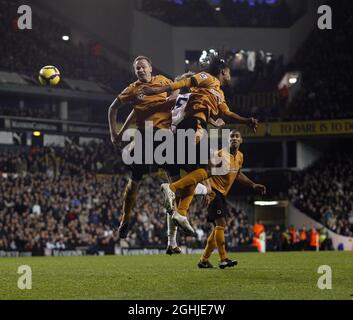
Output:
[108, 56, 182, 254]
[140, 58, 258, 235]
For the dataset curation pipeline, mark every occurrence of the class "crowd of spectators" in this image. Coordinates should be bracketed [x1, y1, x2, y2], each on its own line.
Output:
[0, 142, 122, 176]
[268, 225, 333, 251]
[139, 0, 295, 28]
[0, 143, 255, 255]
[289, 150, 353, 237]
[1, 141, 338, 255]
[0, 0, 133, 92]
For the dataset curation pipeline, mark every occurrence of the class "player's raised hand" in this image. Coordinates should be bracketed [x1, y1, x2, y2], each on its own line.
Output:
[253, 184, 267, 195]
[212, 118, 226, 127]
[110, 131, 122, 146]
[246, 117, 258, 133]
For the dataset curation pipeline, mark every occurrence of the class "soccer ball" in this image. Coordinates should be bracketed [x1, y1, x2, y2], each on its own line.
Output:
[38, 66, 61, 86]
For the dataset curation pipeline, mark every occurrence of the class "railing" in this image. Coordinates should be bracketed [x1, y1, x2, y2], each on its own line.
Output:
[233, 91, 282, 110]
[0, 115, 109, 137]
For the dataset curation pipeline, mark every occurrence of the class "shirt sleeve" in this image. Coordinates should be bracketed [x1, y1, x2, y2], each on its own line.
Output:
[219, 102, 231, 114]
[159, 75, 173, 86]
[169, 72, 213, 91]
[117, 84, 135, 104]
[169, 78, 193, 91]
[190, 72, 214, 87]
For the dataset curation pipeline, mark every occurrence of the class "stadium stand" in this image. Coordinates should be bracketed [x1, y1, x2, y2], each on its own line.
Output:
[289, 149, 353, 238]
[0, 143, 253, 254]
[0, 0, 133, 92]
[165, 0, 353, 124]
[1, 0, 345, 256]
[0, 141, 335, 254]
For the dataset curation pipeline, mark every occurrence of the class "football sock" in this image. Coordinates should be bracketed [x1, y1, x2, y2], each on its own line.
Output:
[167, 213, 178, 247]
[121, 181, 138, 223]
[215, 226, 227, 261]
[177, 184, 197, 216]
[201, 229, 216, 262]
[170, 168, 209, 193]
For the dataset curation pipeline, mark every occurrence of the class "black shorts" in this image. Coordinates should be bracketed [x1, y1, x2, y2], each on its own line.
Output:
[174, 117, 210, 173]
[207, 189, 229, 223]
[127, 128, 177, 181]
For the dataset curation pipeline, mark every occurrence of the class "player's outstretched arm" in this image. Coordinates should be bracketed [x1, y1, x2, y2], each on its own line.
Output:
[140, 77, 194, 96]
[219, 103, 258, 132]
[117, 109, 136, 141]
[237, 172, 266, 195]
[167, 72, 195, 100]
[108, 98, 123, 145]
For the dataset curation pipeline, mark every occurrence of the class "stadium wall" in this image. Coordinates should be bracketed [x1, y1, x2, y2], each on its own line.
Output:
[32, 0, 134, 69]
[131, 11, 174, 77]
[296, 141, 323, 169]
[288, 204, 353, 251]
[288, 0, 326, 60]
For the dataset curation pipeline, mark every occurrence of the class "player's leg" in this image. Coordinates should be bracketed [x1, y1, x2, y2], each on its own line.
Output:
[214, 217, 237, 269]
[171, 184, 197, 236]
[161, 117, 209, 212]
[198, 227, 216, 269]
[208, 191, 237, 269]
[118, 177, 140, 238]
[118, 128, 147, 239]
[170, 167, 209, 194]
[161, 167, 210, 215]
[197, 190, 218, 269]
[118, 141, 149, 239]
[166, 213, 182, 255]
[176, 184, 197, 216]
[165, 172, 182, 255]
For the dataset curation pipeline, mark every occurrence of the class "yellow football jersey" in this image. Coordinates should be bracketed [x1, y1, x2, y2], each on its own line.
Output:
[209, 148, 244, 196]
[118, 75, 173, 129]
[170, 72, 231, 123]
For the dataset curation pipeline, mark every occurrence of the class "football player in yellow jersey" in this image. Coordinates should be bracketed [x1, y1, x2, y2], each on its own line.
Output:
[140, 58, 259, 235]
[198, 130, 266, 269]
[108, 56, 182, 252]
[141, 59, 257, 130]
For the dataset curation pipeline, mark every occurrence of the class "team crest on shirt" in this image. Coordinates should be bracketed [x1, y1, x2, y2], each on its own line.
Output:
[200, 73, 208, 79]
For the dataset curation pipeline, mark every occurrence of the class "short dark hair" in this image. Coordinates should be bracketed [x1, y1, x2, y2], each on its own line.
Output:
[208, 58, 229, 77]
[133, 56, 152, 67]
[230, 129, 241, 136]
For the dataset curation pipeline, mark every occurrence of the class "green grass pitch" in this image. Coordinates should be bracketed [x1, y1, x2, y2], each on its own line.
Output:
[0, 252, 352, 300]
